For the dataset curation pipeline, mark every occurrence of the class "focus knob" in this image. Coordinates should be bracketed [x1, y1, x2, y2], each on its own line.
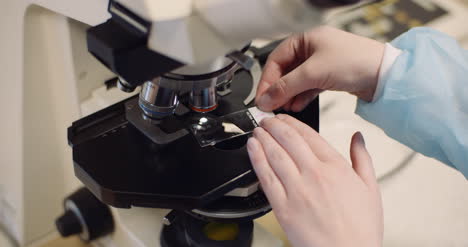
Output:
[56, 211, 83, 237]
[55, 187, 114, 241]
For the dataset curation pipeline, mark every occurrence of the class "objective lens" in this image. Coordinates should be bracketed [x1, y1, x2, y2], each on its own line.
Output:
[189, 87, 218, 113]
[117, 77, 136, 93]
[139, 81, 178, 119]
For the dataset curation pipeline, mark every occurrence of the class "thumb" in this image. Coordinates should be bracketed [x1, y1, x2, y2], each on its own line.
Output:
[350, 132, 377, 188]
[256, 63, 314, 112]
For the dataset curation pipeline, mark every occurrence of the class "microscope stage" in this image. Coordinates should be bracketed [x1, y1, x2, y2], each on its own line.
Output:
[68, 70, 319, 211]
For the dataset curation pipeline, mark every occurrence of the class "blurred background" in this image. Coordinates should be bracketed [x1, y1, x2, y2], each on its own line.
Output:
[321, 0, 468, 246]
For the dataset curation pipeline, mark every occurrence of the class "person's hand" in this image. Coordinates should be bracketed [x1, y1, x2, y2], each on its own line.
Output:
[247, 114, 383, 247]
[256, 26, 385, 112]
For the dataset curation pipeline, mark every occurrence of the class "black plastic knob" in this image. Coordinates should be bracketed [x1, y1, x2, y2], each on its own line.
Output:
[56, 211, 83, 237]
[55, 187, 114, 241]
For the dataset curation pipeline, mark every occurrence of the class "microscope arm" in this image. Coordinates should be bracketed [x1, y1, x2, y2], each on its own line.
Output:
[88, 0, 364, 88]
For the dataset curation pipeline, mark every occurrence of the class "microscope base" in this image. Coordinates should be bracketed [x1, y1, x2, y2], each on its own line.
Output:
[94, 208, 283, 247]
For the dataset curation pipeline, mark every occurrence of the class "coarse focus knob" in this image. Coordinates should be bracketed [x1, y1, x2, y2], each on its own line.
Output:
[55, 187, 114, 242]
[56, 211, 83, 237]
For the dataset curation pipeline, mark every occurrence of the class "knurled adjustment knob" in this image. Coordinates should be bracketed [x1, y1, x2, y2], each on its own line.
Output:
[55, 187, 114, 242]
[56, 210, 83, 237]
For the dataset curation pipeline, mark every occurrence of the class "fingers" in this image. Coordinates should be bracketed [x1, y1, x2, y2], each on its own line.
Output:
[252, 128, 301, 187]
[256, 33, 315, 111]
[247, 137, 287, 205]
[259, 117, 320, 173]
[257, 60, 283, 99]
[350, 132, 378, 189]
[256, 63, 313, 111]
[281, 89, 321, 112]
[282, 100, 294, 112]
[290, 89, 322, 112]
[276, 114, 342, 163]
[257, 34, 310, 98]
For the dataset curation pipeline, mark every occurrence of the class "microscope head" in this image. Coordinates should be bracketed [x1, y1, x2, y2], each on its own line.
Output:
[87, 0, 365, 118]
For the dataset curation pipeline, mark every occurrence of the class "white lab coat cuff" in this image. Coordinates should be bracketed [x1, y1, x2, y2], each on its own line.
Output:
[372, 43, 403, 102]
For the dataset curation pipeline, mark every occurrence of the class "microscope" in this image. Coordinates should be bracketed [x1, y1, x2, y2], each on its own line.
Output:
[0, 0, 362, 246]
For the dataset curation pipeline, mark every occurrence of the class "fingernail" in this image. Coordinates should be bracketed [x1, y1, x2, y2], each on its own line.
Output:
[253, 127, 263, 137]
[356, 132, 366, 147]
[247, 137, 258, 152]
[257, 92, 273, 109]
[259, 117, 274, 127]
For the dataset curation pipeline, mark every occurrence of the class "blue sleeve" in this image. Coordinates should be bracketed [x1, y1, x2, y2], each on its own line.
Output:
[356, 27, 468, 178]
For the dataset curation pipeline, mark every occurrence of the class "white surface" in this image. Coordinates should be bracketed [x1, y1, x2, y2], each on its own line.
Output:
[145, 0, 324, 65]
[115, 0, 192, 21]
[194, 0, 321, 41]
[0, 0, 110, 245]
[0, 230, 14, 247]
[381, 155, 468, 247]
[320, 92, 414, 177]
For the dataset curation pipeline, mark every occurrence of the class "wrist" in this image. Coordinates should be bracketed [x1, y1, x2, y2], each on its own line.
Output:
[370, 43, 403, 102]
[353, 40, 386, 102]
